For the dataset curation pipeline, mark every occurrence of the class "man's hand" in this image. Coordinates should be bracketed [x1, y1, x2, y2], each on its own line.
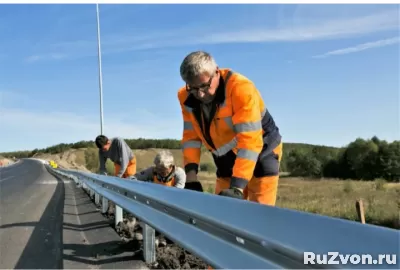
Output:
[219, 187, 243, 200]
[184, 181, 204, 192]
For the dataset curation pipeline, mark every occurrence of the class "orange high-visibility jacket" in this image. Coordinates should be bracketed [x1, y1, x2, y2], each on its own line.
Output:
[153, 174, 176, 187]
[178, 68, 282, 190]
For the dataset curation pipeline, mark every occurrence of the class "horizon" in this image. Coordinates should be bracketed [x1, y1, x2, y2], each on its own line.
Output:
[1, 135, 395, 153]
[1, 4, 399, 152]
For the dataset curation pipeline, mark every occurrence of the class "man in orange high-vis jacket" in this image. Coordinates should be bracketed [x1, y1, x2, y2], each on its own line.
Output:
[178, 51, 283, 206]
[134, 150, 186, 188]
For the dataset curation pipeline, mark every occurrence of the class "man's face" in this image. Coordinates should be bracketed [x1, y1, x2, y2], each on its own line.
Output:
[102, 141, 111, 151]
[186, 70, 220, 104]
[155, 165, 173, 177]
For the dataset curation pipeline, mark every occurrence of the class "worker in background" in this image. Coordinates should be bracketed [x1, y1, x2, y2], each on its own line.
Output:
[95, 135, 137, 178]
[134, 150, 186, 188]
[132, 150, 185, 247]
[177, 51, 283, 206]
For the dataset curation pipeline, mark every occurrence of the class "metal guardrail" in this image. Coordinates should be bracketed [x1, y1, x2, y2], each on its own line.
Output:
[46, 166, 400, 269]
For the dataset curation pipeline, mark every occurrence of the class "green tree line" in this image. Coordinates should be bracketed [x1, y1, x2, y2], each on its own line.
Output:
[1, 136, 398, 182]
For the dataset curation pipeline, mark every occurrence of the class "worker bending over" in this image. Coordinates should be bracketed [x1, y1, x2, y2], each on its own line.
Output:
[178, 51, 283, 206]
[132, 150, 185, 247]
[95, 135, 137, 178]
[134, 150, 186, 188]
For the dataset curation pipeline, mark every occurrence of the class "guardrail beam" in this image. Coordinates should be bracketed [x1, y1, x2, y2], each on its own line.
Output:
[45, 165, 400, 269]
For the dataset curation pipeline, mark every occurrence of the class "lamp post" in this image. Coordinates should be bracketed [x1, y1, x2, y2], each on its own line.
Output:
[96, 3, 104, 135]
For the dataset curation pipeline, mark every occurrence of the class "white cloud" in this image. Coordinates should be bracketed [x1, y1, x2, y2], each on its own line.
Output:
[25, 53, 67, 63]
[24, 7, 400, 62]
[199, 9, 399, 44]
[0, 108, 182, 152]
[312, 36, 400, 59]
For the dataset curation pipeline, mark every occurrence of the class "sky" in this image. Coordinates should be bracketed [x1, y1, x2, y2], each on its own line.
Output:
[0, 3, 399, 152]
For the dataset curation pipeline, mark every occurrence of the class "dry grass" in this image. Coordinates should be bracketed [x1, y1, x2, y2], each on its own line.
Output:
[202, 176, 400, 229]
[36, 148, 399, 230]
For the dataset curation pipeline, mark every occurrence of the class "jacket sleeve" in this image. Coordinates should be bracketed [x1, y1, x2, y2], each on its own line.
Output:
[178, 93, 202, 174]
[98, 149, 108, 174]
[134, 167, 154, 182]
[115, 138, 131, 177]
[173, 167, 186, 189]
[230, 81, 264, 190]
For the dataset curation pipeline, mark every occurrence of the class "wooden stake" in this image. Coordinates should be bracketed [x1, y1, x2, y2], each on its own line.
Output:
[356, 199, 365, 224]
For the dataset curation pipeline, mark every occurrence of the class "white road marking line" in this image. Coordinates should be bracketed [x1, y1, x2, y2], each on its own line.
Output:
[0, 176, 15, 182]
[37, 180, 71, 184]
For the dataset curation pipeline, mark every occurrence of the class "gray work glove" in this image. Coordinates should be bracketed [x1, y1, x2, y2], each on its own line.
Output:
[219, 187, 243, 200]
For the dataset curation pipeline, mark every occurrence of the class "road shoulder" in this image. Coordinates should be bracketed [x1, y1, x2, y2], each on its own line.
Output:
[62, 180, 149, 269]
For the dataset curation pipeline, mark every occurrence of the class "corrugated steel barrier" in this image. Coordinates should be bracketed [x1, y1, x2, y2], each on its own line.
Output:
[46, 166, 400, 269]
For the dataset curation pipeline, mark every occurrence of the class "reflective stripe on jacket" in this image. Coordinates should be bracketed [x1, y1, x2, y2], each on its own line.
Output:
[178, 68, 281, 189]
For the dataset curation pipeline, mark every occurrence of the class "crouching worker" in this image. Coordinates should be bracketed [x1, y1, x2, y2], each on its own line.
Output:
[134, 150, 186, 188]
[132, 150, 186, 247]
[95, 135, 137, 178]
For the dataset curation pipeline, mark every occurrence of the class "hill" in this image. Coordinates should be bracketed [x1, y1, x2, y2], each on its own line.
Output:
[1, 136, 399, 182]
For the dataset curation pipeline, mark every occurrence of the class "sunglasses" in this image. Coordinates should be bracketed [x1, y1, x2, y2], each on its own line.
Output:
[186, 74, 214, 94]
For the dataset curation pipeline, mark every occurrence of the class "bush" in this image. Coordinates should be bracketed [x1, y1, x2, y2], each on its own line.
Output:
[1, 136, 399, 182]
[105, 160, 115, 175]
[200, 162, 216, 173]
[84, 148, 99, 172]
[374, 179, 387, 191]
[343, 181, 353, 193]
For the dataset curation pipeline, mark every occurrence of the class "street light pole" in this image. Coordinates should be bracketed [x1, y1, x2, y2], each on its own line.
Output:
[96, 3, 104, 135]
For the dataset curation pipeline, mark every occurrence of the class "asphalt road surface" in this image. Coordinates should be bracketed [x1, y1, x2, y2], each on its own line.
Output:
[0, 159, 148, 269]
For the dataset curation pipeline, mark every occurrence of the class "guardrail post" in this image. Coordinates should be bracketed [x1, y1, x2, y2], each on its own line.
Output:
[102, 197, 108, 214]
[95, 193, 100, 205]
[143, 223, 156, 263]
[115, 205, 123, 227]
[356, 199, 366, 224]
[90, 189, 94, 198]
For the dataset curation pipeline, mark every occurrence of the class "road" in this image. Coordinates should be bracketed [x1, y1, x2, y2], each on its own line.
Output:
[0, 159, 148, 269]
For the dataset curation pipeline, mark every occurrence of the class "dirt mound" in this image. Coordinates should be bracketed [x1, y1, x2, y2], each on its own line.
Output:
[34, 149, 89, 171]
[151, 245, 208, 269]
[0, 157, 15, 167]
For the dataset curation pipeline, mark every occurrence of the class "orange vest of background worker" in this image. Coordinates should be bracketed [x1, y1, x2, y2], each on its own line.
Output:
[95, 135, 137, 178]
[178, 51, 283, 206]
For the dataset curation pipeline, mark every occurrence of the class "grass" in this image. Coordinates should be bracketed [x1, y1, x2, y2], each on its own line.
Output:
[41, 147, 400, 230]
[203, 176, 399, 229]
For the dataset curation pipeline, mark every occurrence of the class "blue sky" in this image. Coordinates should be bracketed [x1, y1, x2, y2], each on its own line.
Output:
[0, 4, 399, 152]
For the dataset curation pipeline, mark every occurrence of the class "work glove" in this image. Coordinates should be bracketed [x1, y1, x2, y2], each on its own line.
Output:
[184, 181, 204, 192]
[219, 187, 243, 200]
